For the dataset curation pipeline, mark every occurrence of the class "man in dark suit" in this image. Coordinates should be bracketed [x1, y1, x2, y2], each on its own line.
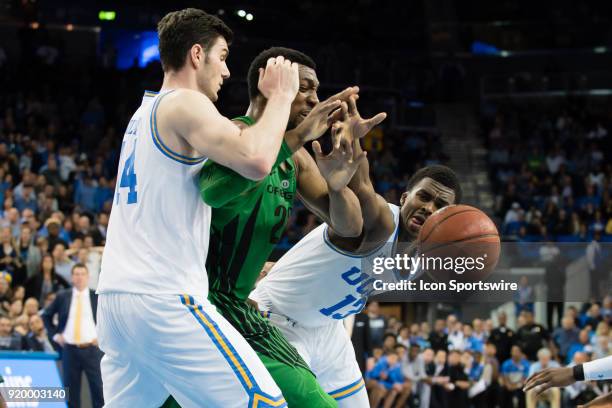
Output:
[42, 263, 103, 408]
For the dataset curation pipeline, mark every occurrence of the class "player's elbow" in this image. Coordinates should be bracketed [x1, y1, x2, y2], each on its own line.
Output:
[242, 157, 272, 181]
[334, 219, 363, 238]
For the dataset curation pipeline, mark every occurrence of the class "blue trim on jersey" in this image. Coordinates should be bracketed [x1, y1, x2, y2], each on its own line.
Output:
[144, 90, 159, 96]
[180, 295, 286, 407]
[328, 377, 366, 400]
[322, 215, 400, 259]
[150, 92, 206, 165]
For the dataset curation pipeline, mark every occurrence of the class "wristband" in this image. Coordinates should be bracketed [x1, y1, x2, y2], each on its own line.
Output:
[573, 364, 585, 381]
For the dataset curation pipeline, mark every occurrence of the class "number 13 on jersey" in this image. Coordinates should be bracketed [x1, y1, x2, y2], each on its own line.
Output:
[117, 139, 138, 204]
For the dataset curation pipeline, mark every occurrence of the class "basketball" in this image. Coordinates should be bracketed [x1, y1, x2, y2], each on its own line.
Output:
[417, 205, 500, 282]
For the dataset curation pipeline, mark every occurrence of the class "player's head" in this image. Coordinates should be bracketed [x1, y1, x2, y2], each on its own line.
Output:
[157, 8, 233, 101]
[399, 165, 461, 240]
[247, 47, 318, 129]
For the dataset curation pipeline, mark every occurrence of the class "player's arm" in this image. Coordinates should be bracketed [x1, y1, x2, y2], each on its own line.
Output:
[340, 95, 394, 235]
[199, 138, 294, 207]
[161, 57, 299, 180]
[524, 356, 612, 396]
[307, 137, 366, 237]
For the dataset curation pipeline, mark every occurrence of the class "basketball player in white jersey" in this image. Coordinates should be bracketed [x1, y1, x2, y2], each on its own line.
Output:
[250, 95, 463, 407]
[97, 8, 301, 407]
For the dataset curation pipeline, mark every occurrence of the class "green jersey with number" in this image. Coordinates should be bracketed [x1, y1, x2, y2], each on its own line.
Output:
[199, 116, 308, 371]
[201, 116, 296, 300]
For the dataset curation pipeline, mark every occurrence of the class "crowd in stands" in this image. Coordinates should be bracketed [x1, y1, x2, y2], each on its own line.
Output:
[483, 104, 612, 243]
[354, 300, 612, 407]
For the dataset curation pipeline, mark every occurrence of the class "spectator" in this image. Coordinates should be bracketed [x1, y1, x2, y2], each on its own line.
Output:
[429, 319, 448, 352]
[566, 329, 594, 364]
[382, 332, 397, 354]
[41, 263, 103, 408]
[429, 349, 450, 408]
[448, 321, 465, 351]
[515, 310, 549, 361]
[490, 312, 515, 364]
[552, 315, 580, 361]
[44, 218, 68, 250]
[366, 349, 404, 408]
[514, 276, 534, 315]
[367, 302, 387, 349]
[444, 350, 470, 408]
[25, 254, 69, 304]
[401, 344, 425, 402]
[0, 208, 20, 237]
[525, 348, 561, 408]
[500, 345, 529, 408]
[23, 297, 39, 319]
[51, 243, 75, 283]
[0, 226, 24, 284]
[0, 315, 23, 350]
[350, 309, 371, 373]
[25, 314, 54, 352]
[483, 342, 500, 408]
[397, 325, 410, 348]
[17, 225, 42, 281]
[384, 344, 413, 408]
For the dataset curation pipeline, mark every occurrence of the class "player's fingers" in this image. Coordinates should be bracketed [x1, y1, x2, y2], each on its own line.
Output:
[533, 382, 552, 397]
[340, 102, 349, 122]
[258, 68, 264, 83]
[312, 140, 324, 158]
[523, 372, 547, 392]
[364, 112, 387, 132]
[326, 86, 360, 103]
[354, 151, 368, 166]
[319, 99, 342, 115]
[266, 57, 276, 69]
[275, 55, 285, 65]
[347, 94, 358, 116]
[327, 107, 344, 126]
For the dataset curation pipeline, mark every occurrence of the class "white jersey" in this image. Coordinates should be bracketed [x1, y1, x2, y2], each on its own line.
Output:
[252, 204, 401, 327]
[98, 90, 210, 296]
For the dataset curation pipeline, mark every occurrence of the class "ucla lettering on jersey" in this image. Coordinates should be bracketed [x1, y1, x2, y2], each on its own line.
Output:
[252, 204, 401, 327]
[98, 90, 211, 296]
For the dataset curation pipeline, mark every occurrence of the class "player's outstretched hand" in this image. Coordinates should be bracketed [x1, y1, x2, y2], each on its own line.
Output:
[523, 366, 575, 396]
[330, 94, 386, 149]
[312, 133, 367, 192]
[257, 56, 299, 101]
[293, 86, 359, 144]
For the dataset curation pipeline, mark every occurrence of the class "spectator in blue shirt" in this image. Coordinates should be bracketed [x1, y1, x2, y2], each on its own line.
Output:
[500, 345, 529, 408]
[526, 348, 561, 408]
[552, 316, 580, 361]
[366, 349, 405, 408]
[566, 329, 593, 364]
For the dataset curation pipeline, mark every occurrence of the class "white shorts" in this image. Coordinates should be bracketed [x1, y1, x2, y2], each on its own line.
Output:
[97, 293, 285, 408]
[264, 311, 368, 408]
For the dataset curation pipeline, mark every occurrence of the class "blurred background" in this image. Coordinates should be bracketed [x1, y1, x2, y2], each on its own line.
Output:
[0, 1, 610, 407]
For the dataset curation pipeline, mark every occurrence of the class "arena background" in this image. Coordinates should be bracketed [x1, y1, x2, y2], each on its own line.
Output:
[0, 1, 610, 407]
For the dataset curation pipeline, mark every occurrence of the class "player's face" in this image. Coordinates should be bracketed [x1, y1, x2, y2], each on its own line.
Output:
[399, 177, 455, 240]
[287, 66, 319, 129]
[197, 36, 230, 102]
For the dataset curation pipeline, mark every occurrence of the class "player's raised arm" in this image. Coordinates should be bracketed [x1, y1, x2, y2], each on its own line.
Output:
[310, 134, 366, 237]
[161, 56, 299, 180]
[340, 95, 393, 235]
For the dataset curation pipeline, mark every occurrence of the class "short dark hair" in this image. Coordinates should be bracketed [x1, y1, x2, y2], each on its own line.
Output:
[406, 165, 462, 203]
[157, 8, 233, 72]
[247, 47, 316, 100]
[71, 263, 88, 274]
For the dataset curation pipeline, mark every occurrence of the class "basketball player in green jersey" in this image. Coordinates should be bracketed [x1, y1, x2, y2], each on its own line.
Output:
[161, 47, 384, 408]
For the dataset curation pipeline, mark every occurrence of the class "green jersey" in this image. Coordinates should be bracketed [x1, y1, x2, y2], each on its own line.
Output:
[199, 116, 307, 370]
[201, 116, 297, 300]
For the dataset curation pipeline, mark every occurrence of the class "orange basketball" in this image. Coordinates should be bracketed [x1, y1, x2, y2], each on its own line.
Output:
[417, 204, 500, 282]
